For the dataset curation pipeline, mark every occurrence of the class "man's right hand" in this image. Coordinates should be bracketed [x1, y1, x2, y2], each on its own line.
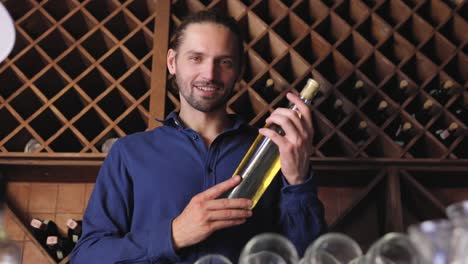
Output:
[171, 176, 252, 250]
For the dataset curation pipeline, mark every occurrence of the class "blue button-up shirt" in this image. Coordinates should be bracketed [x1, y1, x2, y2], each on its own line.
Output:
[71, 112, 326, 264]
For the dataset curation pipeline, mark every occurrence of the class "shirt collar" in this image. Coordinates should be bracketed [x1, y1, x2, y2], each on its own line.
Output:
[156, 111, 249, 131]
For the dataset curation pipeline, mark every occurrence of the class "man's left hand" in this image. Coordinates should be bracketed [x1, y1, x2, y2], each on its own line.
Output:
[259, 92, 314, 185]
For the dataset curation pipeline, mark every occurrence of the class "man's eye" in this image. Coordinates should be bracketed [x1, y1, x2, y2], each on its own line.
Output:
[189, 56, 201, 62]
[221, 59, 233, 66]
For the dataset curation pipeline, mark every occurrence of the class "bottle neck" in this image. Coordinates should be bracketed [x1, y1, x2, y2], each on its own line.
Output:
[287, 96, 312, 111]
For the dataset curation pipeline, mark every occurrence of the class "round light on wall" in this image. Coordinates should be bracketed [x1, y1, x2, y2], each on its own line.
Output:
[0, 2, 16, 62]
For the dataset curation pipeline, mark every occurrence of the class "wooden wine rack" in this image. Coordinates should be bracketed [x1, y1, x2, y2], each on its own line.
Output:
[0, 0, 467, 263]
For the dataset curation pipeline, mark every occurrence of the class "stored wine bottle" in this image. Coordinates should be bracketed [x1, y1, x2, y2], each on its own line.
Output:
[222, 79, 320, 208]
[46, 236, 73, 262]
[262, 78, 276, 102]
[394, 122, 413, 147]
[351, 80, 365, 104]
[453, 102, 468, 124]
[354, 121, 369, 147]
[392, 80, 409, 103]
[30, 218, 59, 246]
[412, 99, 434, 125]
[331, 99, 345, 124]
[24, 138, 42, 153]
[0, 173, 21, 264]
[375, 100, 389, 125]
[435, 122, 459, 145]
[66, 219, 82, 244]
[429, 80, 453, 104]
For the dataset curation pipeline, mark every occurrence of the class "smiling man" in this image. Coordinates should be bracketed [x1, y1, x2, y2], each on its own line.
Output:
[71, 10, 326, 264]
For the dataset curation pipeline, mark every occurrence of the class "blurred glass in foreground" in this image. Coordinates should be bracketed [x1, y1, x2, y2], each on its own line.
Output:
[301, 233, 362, 264]
[195, 254, 232, 264]
[239, 233, 299, 264]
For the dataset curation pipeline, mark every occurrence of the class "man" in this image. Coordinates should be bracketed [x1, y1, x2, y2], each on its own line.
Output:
[71, 10, 326, 263]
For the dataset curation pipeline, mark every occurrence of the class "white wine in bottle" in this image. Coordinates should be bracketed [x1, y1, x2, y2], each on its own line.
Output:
[223, 79, 320, 209]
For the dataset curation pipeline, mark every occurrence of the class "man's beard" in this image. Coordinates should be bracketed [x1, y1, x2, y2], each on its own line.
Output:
[177, 78, 232, 113]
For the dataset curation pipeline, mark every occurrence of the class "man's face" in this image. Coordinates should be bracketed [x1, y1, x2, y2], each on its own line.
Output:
[167, 23, 241, 113]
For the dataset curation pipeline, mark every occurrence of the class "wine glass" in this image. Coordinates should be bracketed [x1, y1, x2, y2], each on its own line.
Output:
[446, 200, 468, 227]
[366, 232, 419, 264]
[408, 219, 454, 264]
[302, 233, 362, 264]
[446, 200, 468, 264]
[195, 254, 232, 264]
[239, 233, 299, 264]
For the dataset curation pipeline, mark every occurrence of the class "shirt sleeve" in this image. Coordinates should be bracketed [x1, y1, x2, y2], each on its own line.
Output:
[278, 168, 327, 257]
[70, 140, 180, 264]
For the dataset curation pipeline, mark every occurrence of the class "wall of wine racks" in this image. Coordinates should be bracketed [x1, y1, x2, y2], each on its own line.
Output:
[0, 0, 466, 263]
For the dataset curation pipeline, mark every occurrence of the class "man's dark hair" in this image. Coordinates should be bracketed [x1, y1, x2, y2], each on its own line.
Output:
[169, 10, 244, 60]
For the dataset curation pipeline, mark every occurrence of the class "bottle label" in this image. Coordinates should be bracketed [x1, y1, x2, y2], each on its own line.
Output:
[440, 130, 450, 140]
[46, 236, 58, 245]
[67, 219, 78, 229]
[57, 250, 64, 260]
[30, 219, 42, 229]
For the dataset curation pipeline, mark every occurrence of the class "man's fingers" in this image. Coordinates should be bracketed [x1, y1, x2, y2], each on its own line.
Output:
[286, 92, 313, 132]
[198, 175, 241, 200]
[207, 209, 252, 221]
[205, 198, 252, 210]
[209, 219, 247, 231]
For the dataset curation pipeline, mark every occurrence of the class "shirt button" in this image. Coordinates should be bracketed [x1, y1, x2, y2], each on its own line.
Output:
[192, 135, 198, 140]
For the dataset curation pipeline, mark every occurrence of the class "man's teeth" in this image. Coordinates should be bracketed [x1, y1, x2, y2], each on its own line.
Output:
[197, 86, 217, 91]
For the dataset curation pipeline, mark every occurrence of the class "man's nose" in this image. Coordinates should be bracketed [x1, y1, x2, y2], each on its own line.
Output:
[200, 61, 217, 80]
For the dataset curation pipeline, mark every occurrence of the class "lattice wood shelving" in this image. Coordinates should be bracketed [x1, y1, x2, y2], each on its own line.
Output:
[0, 0, 155, 156]
[0, 0, 467, 263]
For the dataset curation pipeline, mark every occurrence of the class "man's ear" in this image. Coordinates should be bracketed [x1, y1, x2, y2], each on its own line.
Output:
[167, 49, 176, 75]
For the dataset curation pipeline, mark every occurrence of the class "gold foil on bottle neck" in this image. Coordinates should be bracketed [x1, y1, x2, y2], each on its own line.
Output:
[300, 78, 320, 100]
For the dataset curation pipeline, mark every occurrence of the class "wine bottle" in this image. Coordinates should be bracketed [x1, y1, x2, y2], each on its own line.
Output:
[412, 99, 434, 125]
[429, 80, 453, 104]
[375, 100, 389, 125]
[30, 218, 59, 246]
[393, 80, 409, 103]
[394, 122, 413, 147]
[46, 236, 73, 262]
[262, 78, 276, 102]
[331, 99, 345, 124]
[24, 138, 42, 153]
[354, 121, 369, 147]
[351, 80, 365, 105]
[435, 122, 459, 145]
[223, 79, 320, 208]
[453, 102, 468, 124]
[66, 219, 82, 244]
[0, 173, 21, 264]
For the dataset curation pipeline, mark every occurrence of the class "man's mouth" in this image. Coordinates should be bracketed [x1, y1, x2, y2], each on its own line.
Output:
[194, 83, 221, 92]
[195, 85, 218, 92]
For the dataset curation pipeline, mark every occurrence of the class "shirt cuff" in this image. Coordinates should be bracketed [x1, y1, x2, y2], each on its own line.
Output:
[280, 169, 318, 209]
[149, 216, 181, 263]
[280, 168, 315, 193]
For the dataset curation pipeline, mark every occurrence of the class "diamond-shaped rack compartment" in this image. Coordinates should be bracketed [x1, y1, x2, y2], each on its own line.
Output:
[1, 0, 155, 159]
